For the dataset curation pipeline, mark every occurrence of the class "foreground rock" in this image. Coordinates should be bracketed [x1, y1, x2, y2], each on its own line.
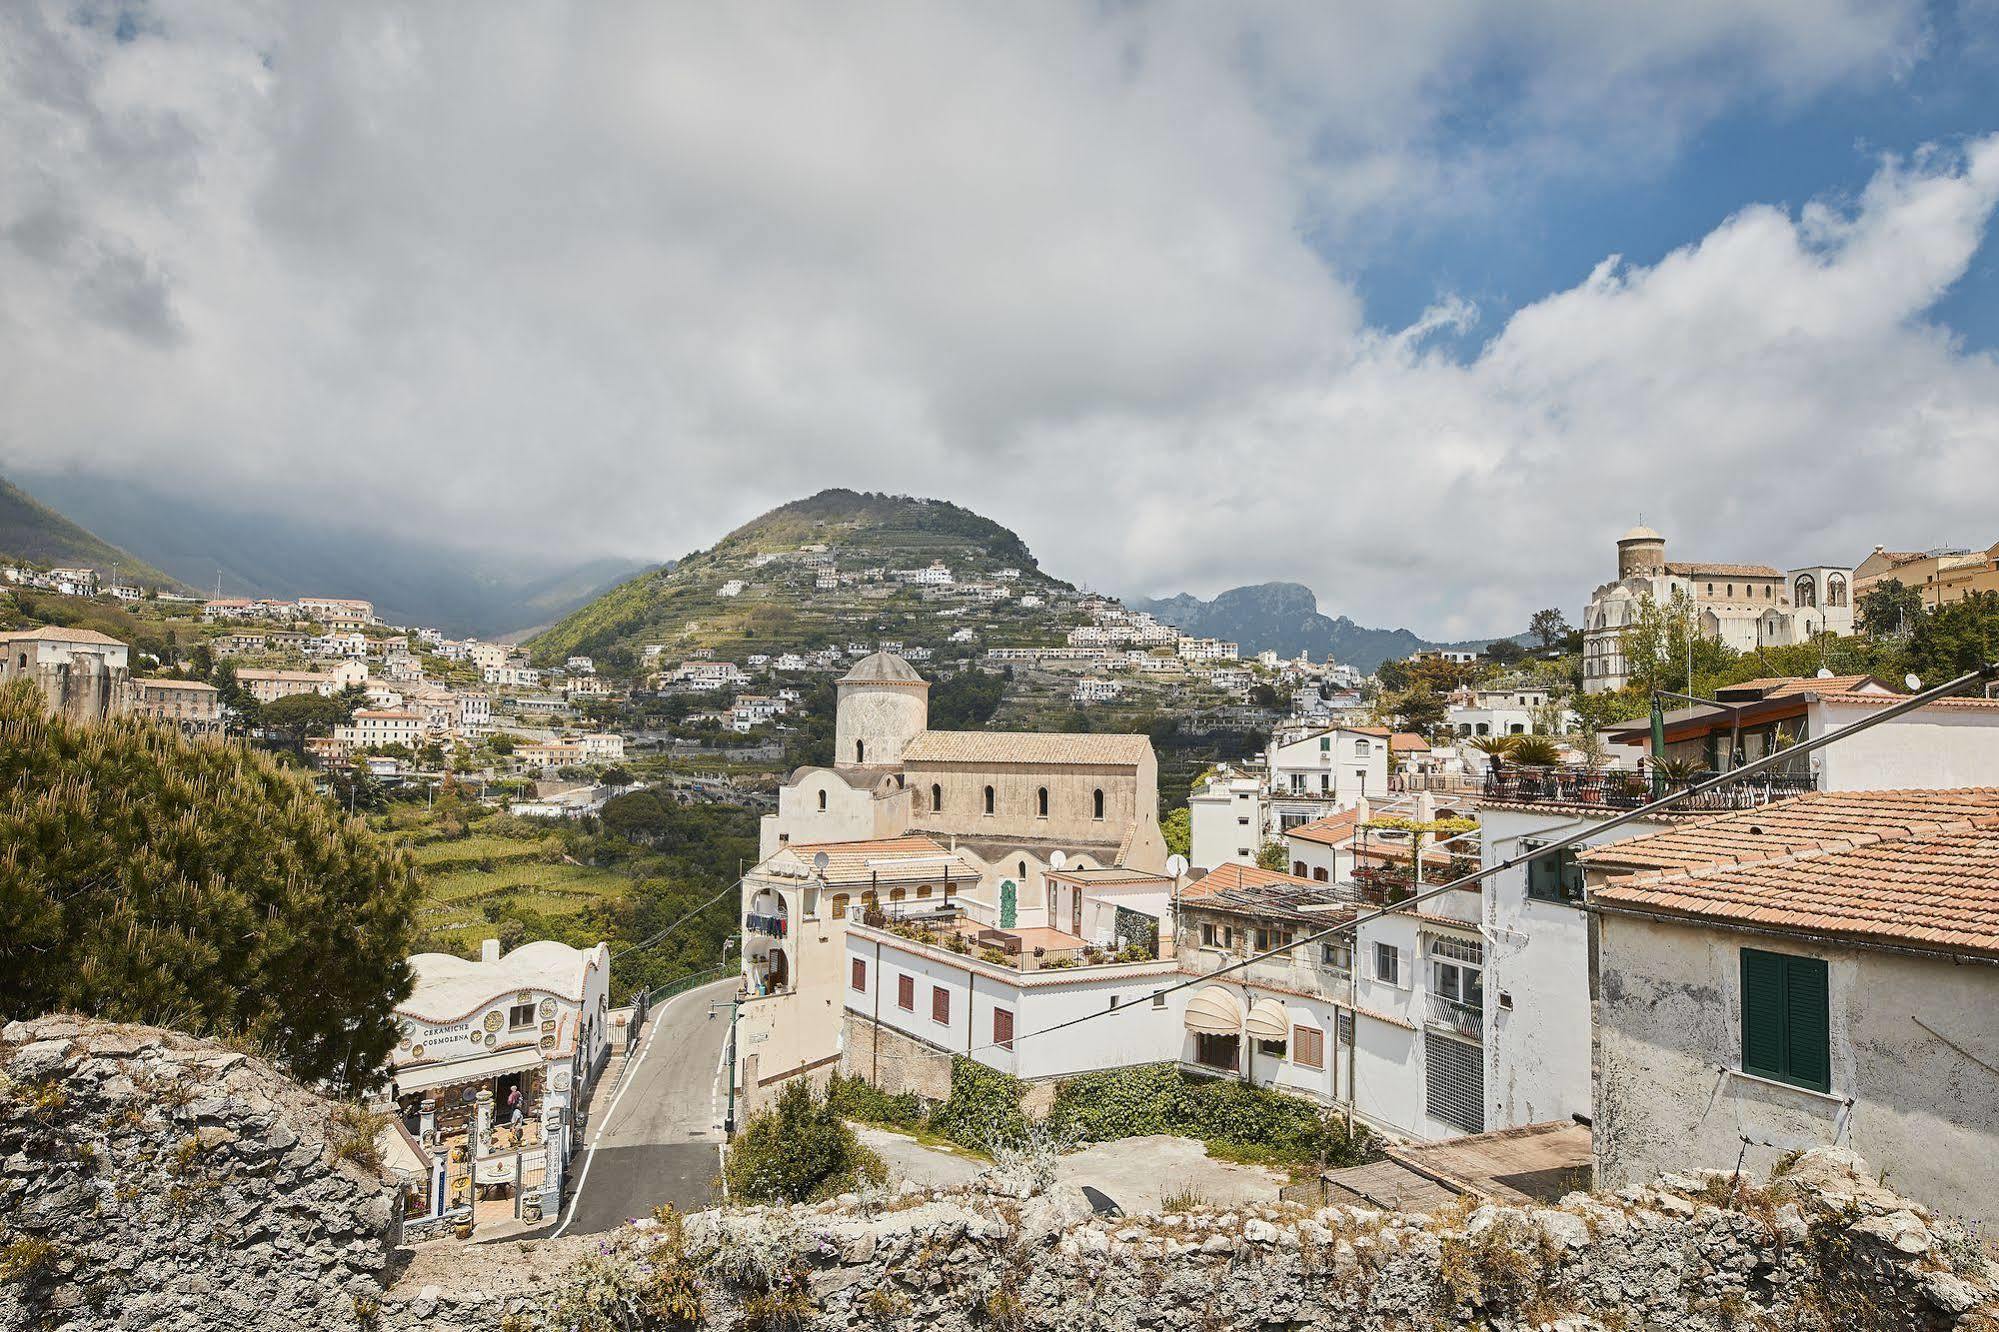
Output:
[4, 1017, 1995, 1331]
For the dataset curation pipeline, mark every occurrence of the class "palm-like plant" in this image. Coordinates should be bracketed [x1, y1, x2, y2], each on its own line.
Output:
[1651, 754, 1705, 786]
[1507, 735, 1564, 767]
[1469, 734, 1519, 765]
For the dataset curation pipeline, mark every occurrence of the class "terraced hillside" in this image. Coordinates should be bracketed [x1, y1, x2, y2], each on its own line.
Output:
[528, 489, 1086, 668]
[392, 822, 627, 954]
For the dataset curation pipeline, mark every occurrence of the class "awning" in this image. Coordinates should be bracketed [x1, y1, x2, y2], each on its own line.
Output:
[1245, 998, 1292, 1041]
[1183, 985, 1243, 1034]
[391, 1045, 546, 1095]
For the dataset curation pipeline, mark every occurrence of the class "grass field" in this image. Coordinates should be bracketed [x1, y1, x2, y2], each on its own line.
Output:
[382, 818, 633, 955]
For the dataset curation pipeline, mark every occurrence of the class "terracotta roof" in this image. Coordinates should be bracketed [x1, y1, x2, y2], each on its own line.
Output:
[135, 678, 219, 692]
[1817, 690, 1999, 712]
[1390, 732, 1431, 752]
[901, 730, 1153, 766]
[1578, 788, 1999, 875]
[1184, 863, 1325, 897]
[1664, 561, 1783, 578]
[1044, 867, 1172, 886]
[0, 626, 127, 646]
[1591, 791, 1999, 959]
[1181, 863, 1355, 922]
[1285, 810, 1361, 847]
[1716, 675, 1882, 700]
[768, 834, 978, 884]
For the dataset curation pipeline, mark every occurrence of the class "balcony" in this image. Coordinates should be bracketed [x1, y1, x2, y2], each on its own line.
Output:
[744, 912, 788, 939]
[1427, 993, 1484, 1042]
[1481, 767, 1815, 812]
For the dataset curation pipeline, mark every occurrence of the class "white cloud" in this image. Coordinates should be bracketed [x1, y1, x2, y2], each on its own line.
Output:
[3, 0, 1991, 637]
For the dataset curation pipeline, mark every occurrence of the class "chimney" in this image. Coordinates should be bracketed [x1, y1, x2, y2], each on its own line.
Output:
[480, 938, 501, 963]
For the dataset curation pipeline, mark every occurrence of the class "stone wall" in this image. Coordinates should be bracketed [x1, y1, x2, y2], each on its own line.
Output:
[840, 1013, 1060, 1116]
[5, 1017, 1995, 1332]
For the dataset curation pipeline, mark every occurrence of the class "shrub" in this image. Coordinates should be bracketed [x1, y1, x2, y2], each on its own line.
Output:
[825, 1073, 925, 1129]
[329, 1103, 389, 1173]
[1048, 1063, 1376, 1168]
[926, 1056, 1028, 1151]
[725, 1080, 887, 1203]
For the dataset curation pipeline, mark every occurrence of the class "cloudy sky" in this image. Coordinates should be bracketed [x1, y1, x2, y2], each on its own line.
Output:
[4, 1, 1998, 636]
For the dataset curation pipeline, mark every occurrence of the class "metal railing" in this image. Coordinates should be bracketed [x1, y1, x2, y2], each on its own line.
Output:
[1481, 766, 1815, 811]
[1427, 993, 1483, 1042]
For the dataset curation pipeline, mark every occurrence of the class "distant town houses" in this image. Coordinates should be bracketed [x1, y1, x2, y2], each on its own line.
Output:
[130, 677, 223, 735]
[234, 663, 367, 704]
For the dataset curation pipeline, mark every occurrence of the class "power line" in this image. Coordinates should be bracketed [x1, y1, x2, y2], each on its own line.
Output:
[955, 659, 1999, 1060]
[609, 876, 744, 963]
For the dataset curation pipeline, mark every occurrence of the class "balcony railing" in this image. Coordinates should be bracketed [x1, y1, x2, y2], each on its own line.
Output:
[1481, 767, 1815, 812]
[1427, 993, 1483, 1042]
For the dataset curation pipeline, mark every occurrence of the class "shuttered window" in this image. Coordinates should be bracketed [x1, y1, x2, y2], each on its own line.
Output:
[1740, 948, 1831, 1092]
[850, 958, 866, 991]
[993, 1008, 1014, 1050]
[1293, 1025, 1324, 1070]
[897, 974, 915, 1011]
[931, 986, 950, 1025]
[1425, 1032, 1483, 1134]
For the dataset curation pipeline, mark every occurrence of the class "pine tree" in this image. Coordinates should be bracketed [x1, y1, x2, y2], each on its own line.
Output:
[0, 682, 420, 1092]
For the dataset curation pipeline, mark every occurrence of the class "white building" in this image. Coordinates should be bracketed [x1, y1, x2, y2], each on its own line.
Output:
[1582, 526, 1854, 693]
[235, 662, 366, 704]
[1176, 636, 1239, 662]
[1188, 772, 1264, 872]
[719, 580, 746, 597]
[1072, 678, 1123, 704]
[337, 708, 426, 751]
[1266, 725, 1390, 826]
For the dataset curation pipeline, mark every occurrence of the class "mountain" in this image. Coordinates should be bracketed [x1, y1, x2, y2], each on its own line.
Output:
[0, 475, 187, 590]
[531, 489, 1074, 665]
[1128, 581, 1504, 673]
[11, 470, 647, 639]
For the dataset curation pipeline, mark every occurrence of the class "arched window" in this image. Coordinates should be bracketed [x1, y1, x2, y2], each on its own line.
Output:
[1036, 786, 1049, 817]
[1795, 575, 1817, 608]
[1726, 583, 1734, 598]
[916, 885, 932, 899]
[1354, 739, 1371, 756]
[1292, 861, 1306, 877]
[930, 783, 942, 812]
[855, 739, 865, 764]
[1018, 860, 1027, 879]
[1092, 788, 1105, 820]
[1827, 573, 1847, 608]
[831, 894, 849, 919]
[1509, 723, 1524, 734]
[889, 887, 905, 903]
[817, 788, 827, 811]
[1313, 867, 1328, 882]
[984, 785, 996, 815]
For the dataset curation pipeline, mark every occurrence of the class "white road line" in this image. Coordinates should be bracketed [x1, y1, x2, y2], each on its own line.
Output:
[550, 979, 728, 1239]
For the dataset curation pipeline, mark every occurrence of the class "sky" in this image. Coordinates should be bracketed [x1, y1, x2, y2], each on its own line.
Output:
[3, 1, 1999, 638]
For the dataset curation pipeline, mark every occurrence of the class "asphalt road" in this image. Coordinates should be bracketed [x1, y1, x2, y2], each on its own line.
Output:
[557, 976, 738, 1236]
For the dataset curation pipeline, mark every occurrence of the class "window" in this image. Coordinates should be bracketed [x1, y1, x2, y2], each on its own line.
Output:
[831, 894, 849, 919]
[931, 986, 950, 1025]
[816, 788, 827, 811]
[916, 885, 931, 899]
[1794, 574, 1817, 608]
[855, 739, 865, 763]
[889, 886, 905, 903]
[1336, 1011, 1354, 1049]
[1037, 787, 1049, 817]
[984, 785, 995, 815]
[1222, 926, 1236, 949]
[897, 974, 915, 1011]
[1194, 1032, 1238, 1070]
[1018, 861, 1027, 879]
[508, 1002, 536, 1030]
[850, 958, 867, 991]
[1321, 941, 1351, 973]
[993, 1008, 1014, 1051]
[1313, 867, 1328, 882]
[1425, 1032, 1483, 1133]
[1740, 949, 1831, 1092]
[1092, 788, 1105, 820]
[1374, 942, 1401, 985]
[1524, 842, 1586, 904]
[1256, 1036, 1287, 1057]
[931, 783, 943, 812]
[1827, 573, 1848, 608]
[1319, 737, 1330, 752]
[1293, 1025, 1325, 1069]
[1200, 922, 1216, 947]
[1355, 739, 1370, 756]
[1292, 860, 1307, 877]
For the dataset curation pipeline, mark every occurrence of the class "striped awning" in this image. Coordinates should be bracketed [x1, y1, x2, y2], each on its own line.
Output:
[1183, 985, 1243, 1034]
[1244, 998, 1292, 1041]
[390, 1045, 546, 1095]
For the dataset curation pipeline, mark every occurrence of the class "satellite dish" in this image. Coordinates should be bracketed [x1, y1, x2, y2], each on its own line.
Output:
[1165, 854, 1189, 879]
[1815, 667, 1835, 679]
[811, 851, 830, 873]
[1048, 850, 1068, 871]
[1906, 673, 1922, 692]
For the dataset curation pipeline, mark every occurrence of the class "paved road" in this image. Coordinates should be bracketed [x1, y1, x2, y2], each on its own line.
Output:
[558, 977, 739, 1236]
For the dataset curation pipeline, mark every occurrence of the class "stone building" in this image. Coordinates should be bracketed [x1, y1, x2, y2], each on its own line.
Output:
[129, 677, 223, 735]
[1581, 525, 1853, 693]
[0, 625, 131, 721]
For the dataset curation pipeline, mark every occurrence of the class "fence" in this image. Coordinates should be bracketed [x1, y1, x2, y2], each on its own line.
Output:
[1481, 767, 1814, 811]
[646, 964, 736, 1005]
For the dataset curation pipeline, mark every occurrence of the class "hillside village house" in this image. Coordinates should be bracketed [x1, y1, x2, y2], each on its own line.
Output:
[1188, 771, 1265, 872]
[130, 677, 222, 735]
[1582, 526, 1854, 693]
[1854, 540, 1999, 608]
[336, 708, 425, 751]
[385, 938, 612, 1228]
[296, 596, 376, 625]
[235, 661, 367, 704]
[1582, 789, 1999, 1229]
[0, 626, 131, 721]
[1266, 724, 1391, 828]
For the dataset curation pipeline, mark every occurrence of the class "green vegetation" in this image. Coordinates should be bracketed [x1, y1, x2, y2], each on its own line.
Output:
[0, 681, 419, 1091]
[1046, 1063, 1378, 1170]
[0, 475, 183, 590]
[722, 1079, 888, 1203]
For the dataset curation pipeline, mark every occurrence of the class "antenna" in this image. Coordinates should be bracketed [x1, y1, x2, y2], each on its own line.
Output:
[1048, 850, 1068, 871]
[811, 850, 830, 874]
[1164, 854, 1188, 880]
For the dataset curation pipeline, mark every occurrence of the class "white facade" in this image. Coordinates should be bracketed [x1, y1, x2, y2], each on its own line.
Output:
[1267, 727, 1389, 815]
[337, 708, 425, 750]
[1188, 774, 1264, 871]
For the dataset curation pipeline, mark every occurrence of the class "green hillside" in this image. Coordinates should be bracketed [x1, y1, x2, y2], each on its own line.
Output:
[0, 475, 185, 590]
[529, 489, 1079, 667]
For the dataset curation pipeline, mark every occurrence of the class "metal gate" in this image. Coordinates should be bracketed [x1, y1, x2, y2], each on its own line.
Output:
[1424, 1032, 1483, 1135]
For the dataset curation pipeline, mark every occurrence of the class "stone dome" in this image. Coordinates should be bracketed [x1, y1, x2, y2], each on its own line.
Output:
[838, 651, 928, 686]
[1618, 524, 1664, 544]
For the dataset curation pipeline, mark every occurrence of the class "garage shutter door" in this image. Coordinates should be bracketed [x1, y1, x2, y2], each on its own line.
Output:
[1425, 1032, 1483, 1134]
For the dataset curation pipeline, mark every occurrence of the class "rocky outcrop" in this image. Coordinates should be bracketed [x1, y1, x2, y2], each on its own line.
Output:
[5, 1018, 1995, 1332]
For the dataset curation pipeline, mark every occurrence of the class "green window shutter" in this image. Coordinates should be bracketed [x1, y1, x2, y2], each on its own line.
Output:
[1781, 955, 1832, 1092]
[1740, 949, 1787, 1081]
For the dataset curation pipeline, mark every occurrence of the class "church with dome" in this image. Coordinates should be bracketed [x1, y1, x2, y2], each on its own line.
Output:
[759, 650, 1170, 890]
[1581, 525, 1854, 694]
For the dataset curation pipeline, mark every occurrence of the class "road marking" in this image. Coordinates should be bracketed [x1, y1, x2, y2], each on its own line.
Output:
[551, 980, 719, 1239]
